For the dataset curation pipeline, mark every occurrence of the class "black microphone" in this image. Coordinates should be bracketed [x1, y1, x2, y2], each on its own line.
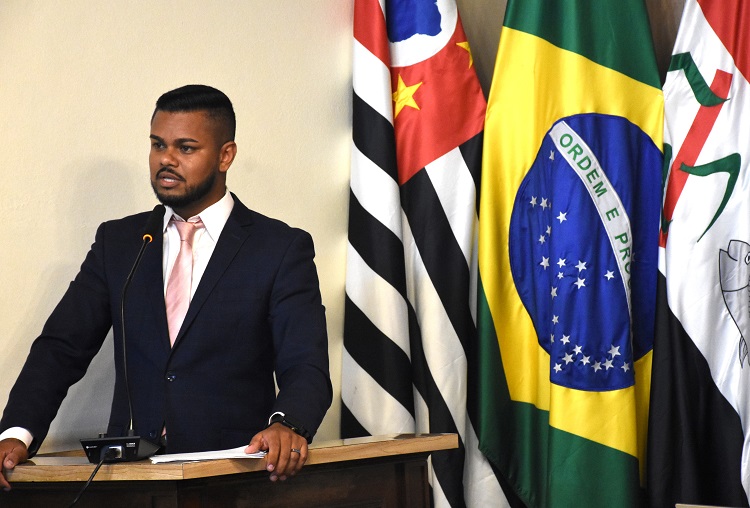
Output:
[80, 205, 165, 463]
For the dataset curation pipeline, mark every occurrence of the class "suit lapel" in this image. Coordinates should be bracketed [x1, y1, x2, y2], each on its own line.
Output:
[141, 227, 171, 351]
[171, 195, 254, 349]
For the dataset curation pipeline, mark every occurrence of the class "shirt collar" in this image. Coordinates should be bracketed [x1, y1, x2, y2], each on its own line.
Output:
[161, 190, 235, 241]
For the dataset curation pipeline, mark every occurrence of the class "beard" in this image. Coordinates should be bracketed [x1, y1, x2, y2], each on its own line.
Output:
[151, 168, 217, 212]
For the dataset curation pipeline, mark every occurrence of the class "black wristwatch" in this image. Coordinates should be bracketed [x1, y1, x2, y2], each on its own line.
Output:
[267, 412, 312, 443]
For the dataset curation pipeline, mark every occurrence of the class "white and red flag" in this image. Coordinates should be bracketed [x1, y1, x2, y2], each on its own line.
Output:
[649, 0, 750, 506]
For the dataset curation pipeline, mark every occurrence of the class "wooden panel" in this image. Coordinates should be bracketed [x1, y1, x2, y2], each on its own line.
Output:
[180, 456, 428, 508]
[5, 455, 433, 508]
[183, 433, 457, 480]
[8, 457, 184, 482]
[3, 481, 181, 508]
[7, 433, 457, 484]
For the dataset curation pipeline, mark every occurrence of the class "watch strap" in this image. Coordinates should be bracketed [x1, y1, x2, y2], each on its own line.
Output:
[266, 412, 312, 443]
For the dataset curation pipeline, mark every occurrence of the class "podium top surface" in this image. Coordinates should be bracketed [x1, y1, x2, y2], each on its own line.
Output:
[8, 433, 458, 483]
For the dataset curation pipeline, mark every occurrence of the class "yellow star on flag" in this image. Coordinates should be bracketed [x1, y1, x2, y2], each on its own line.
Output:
[392, 74, 422, 118]
[456, 41, 474, 68]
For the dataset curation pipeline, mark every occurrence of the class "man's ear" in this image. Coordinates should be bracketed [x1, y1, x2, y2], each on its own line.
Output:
[219, 141, 237, 173]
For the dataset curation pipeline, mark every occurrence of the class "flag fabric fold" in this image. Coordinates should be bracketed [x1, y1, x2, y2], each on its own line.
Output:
[647, 0, 750, 506]
[475, 1, 663, 506]
[341, 0, 508, 506]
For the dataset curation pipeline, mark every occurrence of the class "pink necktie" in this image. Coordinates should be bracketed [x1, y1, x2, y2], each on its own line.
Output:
[165, 217, 203, 346]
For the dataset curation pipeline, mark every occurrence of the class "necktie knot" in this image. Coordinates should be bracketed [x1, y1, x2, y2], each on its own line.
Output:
[172, 217, 203, 245]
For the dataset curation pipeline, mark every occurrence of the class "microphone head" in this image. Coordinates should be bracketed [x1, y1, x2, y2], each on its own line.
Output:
[143, 204, 166, 243]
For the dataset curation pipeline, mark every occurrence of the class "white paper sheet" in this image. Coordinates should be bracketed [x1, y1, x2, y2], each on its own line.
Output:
[150, 446, 266, 463]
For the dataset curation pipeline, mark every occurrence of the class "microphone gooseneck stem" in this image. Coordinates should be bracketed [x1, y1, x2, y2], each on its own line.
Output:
[121, 236, 152, 434]
[120, 203, 164, 436]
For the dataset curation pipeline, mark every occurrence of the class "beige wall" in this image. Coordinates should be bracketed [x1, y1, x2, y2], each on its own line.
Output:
[0, 0, 686, 453]
[0, 0, 353, 451]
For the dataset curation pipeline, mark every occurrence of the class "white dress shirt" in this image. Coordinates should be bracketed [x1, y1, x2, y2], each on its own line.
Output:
[162, 190, 234, 298]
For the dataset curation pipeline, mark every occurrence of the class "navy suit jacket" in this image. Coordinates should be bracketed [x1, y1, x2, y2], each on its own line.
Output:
[0, 195, 332, 454]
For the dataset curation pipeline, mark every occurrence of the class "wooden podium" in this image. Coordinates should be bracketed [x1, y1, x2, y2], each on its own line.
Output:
[5, 433, 457, 507]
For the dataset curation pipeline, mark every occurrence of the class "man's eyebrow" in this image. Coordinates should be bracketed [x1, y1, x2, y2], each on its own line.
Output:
[149, 134, 200, 144]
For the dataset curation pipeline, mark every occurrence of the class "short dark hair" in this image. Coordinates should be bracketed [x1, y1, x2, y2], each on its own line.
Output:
[153, 84, 236, 141]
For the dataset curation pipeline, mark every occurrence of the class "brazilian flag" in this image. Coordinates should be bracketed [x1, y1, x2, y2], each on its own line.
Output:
[474, 1, 663, 506]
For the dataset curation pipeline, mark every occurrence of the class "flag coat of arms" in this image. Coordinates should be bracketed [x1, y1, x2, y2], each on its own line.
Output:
[342, 0, 508, 506]
[648, 0, 750, 506]
[474, 1, 663, 506]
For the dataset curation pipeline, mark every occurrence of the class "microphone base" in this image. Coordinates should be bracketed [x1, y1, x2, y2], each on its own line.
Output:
[80, 435, 160, 464]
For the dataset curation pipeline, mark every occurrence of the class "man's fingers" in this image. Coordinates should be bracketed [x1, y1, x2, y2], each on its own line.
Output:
[263, 436, 281, 475]
[248, 424, 309, 481]
[1, 453, 18, 491]
[272, 441, 292, 479]
[274, 440, 309, 480]
[0, 439, 29, 492]
[244, 434, 263, 454]
[288, 443, 307, 476]
[1, 470, 11, 492]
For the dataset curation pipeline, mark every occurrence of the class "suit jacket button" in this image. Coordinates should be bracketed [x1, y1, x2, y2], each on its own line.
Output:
[149, 430, 157, 439]
[166, 372, 176, 382]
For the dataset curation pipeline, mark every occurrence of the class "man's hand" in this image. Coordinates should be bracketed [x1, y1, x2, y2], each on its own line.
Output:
[245, 423, 308, 482]
[1, 438, 29, 492]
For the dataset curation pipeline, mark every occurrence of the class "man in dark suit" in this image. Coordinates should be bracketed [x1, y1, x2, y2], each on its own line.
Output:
[0, 84, 332, 490]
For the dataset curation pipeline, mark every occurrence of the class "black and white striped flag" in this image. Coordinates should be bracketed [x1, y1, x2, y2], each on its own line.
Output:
[341, 1, 508, 506]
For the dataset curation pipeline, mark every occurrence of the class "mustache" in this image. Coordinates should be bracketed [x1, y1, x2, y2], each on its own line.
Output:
[156, 167, 185, 181]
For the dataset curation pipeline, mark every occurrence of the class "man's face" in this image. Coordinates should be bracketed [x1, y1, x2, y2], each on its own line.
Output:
[149, 110, 236, 218]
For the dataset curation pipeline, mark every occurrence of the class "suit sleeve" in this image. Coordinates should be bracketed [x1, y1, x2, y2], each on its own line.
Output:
[0, 223, 113, 455]
[268, 230, 332, 440]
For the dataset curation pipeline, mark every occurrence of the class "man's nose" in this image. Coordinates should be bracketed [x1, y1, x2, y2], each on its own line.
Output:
[161, 147, 178, 167]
